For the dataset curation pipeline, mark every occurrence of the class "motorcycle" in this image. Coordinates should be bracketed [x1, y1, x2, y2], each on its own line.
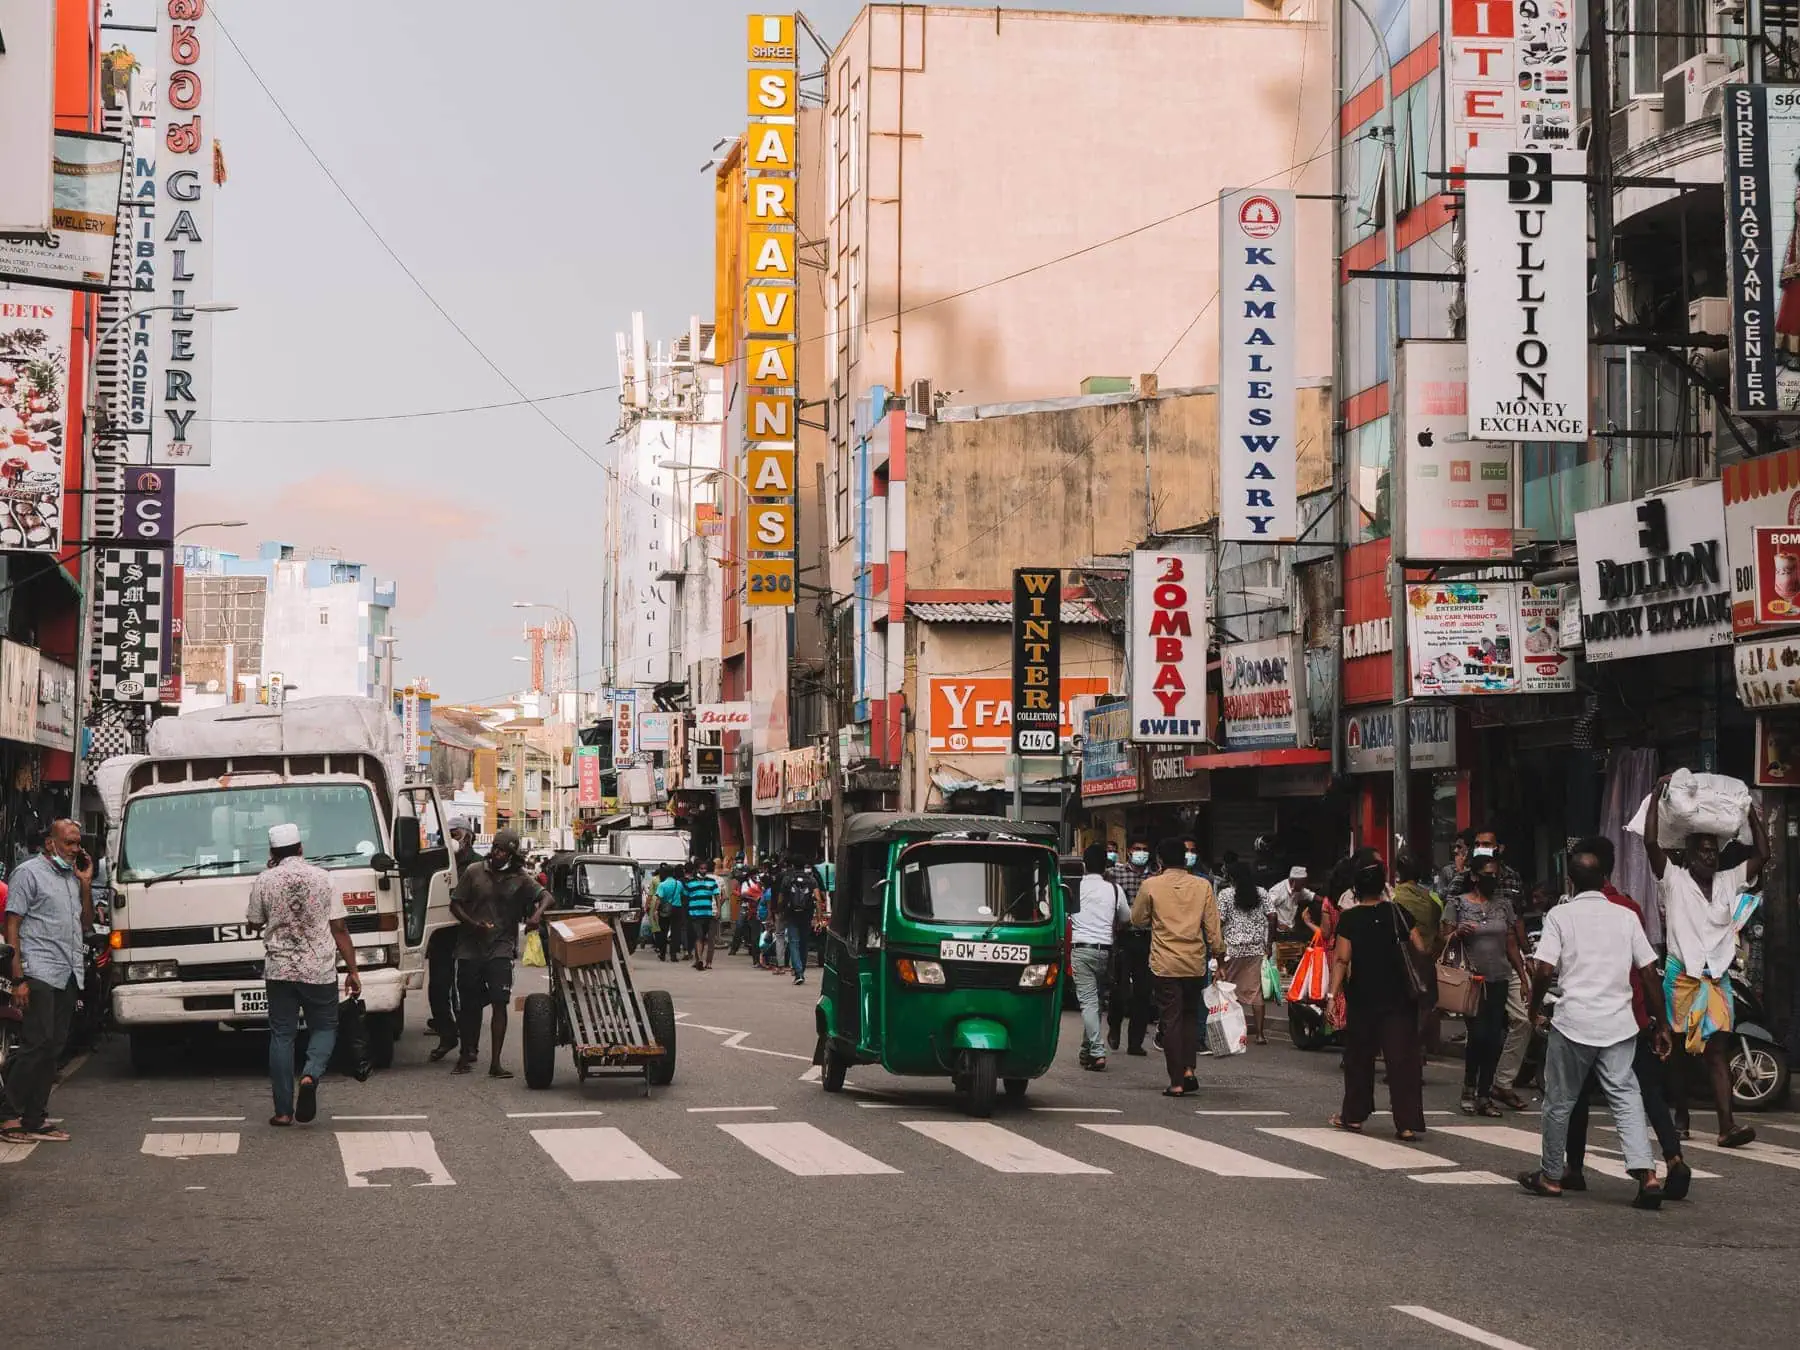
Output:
[0, 941, 20, 1104]
[59, 918, 113, 1063]
[1718, 966, 1789, 1111]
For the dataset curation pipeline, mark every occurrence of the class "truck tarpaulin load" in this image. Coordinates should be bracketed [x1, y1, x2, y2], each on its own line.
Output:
[100, 696, 456, 1073]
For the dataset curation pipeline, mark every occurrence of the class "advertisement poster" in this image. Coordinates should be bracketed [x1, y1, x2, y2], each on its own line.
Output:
[1406, 581, 1519, 696]
[1516, 583, 1574, 692]
[1217, 187, 1296, 542]
[1080, 702, 1138, 799]
[1129, 545, 1210, 742]
[97, 547, 167, 702]
[1755, 714, 1800, 787]
[638, 709, 674, 751]
[1010, 567, 1062, 754]
[1725, 445, 1800, 633]
[1723, 84, 1800, 415]
[0, 287, 71, 553]
[575, 745, 601, 807]
[1220, 637, 1301, 747]
[0, 639, 41, 745]
[1398, 341, 1515, 560]
[1752, 525, 1800, 628]
[1442, 0, 1577, 177]
[1464, 149, 1589, 442]
[33, 655, 75, 750]
[612, 688, 639, 764]
[1736, 634, 1800, 709]
[0, 131, 127, 292]
[927, 676, 1110, 754]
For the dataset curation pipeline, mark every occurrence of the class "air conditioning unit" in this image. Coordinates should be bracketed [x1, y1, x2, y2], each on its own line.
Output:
[1615, 97, 1665, 157]
[1688, 296, 1730, 338]
[908, 377, 933, 416]
[1663, 53, 1730, 127]
[1713, 0, 1745, 20]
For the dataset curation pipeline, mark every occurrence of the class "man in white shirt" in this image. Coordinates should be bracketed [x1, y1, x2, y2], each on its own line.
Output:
[1645, 777, 1768, 1149]
[1520, 839, 1670, 1207]
[1071, 842, 1132, 1071]
[1267, 865, 1311, 934]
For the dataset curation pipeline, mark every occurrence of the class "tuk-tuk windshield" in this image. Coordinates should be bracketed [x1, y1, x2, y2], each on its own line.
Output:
[578, 861, 638, 901]
[897, 843, 1054, 926]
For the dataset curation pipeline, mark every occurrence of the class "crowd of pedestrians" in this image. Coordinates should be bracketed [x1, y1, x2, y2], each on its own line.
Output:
[646, 854, 827, 986]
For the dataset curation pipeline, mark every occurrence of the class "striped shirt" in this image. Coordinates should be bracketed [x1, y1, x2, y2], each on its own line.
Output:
[682, 875, 720, 919]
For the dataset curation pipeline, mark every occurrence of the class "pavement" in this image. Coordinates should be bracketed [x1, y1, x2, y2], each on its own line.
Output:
[6, 952, 1800, 1350]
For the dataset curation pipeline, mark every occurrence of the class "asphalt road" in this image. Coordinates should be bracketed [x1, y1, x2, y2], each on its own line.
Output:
[7, 953, 1800, 1350]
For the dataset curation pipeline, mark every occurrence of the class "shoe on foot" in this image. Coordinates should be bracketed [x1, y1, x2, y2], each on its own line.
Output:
[1491, 1086, 1528, 1110]
[1559, 1170, 1588, 1192]
[1663, 1157, 1693, 1201]
[1126, 1045, 1148, 1057]
[295, 1077, 318, 1124]
[1107, 1028, 1121, 1051]
[1460, 1088, 1478, 1115]
[452, 1058, 475, 1075]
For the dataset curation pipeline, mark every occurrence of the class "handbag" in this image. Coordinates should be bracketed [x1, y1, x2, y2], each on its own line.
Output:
[1435, 937, 1485, 1017]
[1260, 955, 1282, 1003]
[1390, 903, 1435, 1005]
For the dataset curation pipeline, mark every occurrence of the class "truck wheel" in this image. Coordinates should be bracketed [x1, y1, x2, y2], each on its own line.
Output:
[643, 989, 677, 1086]
[366, 1013, 396, 1071]
[822, 1040, 848, 1093]
[128, 1030, 164, 1075]
[522, 993, 557, 1090]
[967, 1052, 998, 1118]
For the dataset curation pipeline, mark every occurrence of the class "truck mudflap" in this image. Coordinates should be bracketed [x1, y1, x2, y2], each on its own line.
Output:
[113, 968, 406, 1026]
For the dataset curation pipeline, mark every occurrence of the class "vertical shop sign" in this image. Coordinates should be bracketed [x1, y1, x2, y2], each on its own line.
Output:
[97, 547, 167, 702]
[152, 0, 218, 465]
[1723, 84, 1800, 415]
[1398, 340, 1515, 560]
[1129, 546, 1210, 743]
[612, 688, 639, 764]
[1010, 568, 1062, 754]
[1443, 0, 1577, 178]
[1217, 188, 1296, 541]
[575, 745, 602, 807]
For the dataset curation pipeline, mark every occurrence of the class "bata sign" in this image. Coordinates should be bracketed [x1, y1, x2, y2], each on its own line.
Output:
[694, 702, 754, 732]
[1221, 637, 1302, 748]
[1129, 546, 1209, 743]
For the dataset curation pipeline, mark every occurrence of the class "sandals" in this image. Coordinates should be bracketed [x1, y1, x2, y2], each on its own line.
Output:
[452, 1059, 475, 1075]
[1460, 1090, 1478, 1115]
[1084, 1059, 1107, 1072]
[1490, 1087, 1528, 1110]
[1328, 1115, 1363, 1133]
[1395, 1129, 1422, 1142]
[1161, 1085, 1190, 1098]
[1517, 1169, 1563, 1197]
[429, 1040, 458, 1062]
[295, 1077, 319, 1124]
[1559, 1170, 1588, 1192]
[488, 1066, 515, 1080]
[1719, 1124, 1757, 1149]
[1181, 1074, 1200, 1094]
[268, 1115, 294, 1128]
[1663, 1158, 1693, 1201]
[1630, 1171, 1665, 1210]
[1473, 1097, 1504, 1118]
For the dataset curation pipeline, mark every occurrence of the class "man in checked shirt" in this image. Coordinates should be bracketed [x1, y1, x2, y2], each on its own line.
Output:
[1106, 835, 1155, 1055]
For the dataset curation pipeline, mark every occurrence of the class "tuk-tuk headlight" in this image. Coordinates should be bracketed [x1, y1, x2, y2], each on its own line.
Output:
[1018, 962, 1058, 989]
[897, 958, 946, 986]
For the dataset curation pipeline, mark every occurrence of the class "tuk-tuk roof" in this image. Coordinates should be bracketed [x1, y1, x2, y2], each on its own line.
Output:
[838, 813, 1059, 851]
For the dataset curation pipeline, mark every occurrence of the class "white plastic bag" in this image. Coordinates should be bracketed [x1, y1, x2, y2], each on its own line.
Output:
[1624, 768, 1752, 844]
[1204, 980, 1248, 1056]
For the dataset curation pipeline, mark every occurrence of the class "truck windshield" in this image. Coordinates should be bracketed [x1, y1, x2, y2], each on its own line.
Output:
[897, 844, 1053, 926]
[578, 862, 638, 900]
[118, 784, 382, 882]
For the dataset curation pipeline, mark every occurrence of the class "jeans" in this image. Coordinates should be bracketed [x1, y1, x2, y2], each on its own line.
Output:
[1567, 1027, 1683, 1172]
[729, 914, 759, 955]
[266, 980, 340, 1119]
[1464, 977, 1511, 1095]
[1108, 931, 1153, 1050]
[7, 976, 78, 1130]
[1540, 1028, 1654, 1180]
[1070, 946, 1111, 1061]
[1153, 975, 1206, 1084]
[787, 922, 809, 979]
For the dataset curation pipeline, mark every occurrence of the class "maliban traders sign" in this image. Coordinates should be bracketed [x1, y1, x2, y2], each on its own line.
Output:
[1217, 187, 1296, 542]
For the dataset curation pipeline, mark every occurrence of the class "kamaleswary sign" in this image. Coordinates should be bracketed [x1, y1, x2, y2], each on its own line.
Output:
[1217, 187, 1296, 541]
[1010, 567, 1062, 755]
[1129, 546, 1209, 743]
[1723, 84, 1800, 415]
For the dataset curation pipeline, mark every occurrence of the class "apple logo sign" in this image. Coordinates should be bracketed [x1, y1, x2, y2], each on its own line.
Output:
[1417, 427, 1434, 448]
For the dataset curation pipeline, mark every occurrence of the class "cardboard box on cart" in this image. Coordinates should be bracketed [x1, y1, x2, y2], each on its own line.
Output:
[548, 914, 614, 967]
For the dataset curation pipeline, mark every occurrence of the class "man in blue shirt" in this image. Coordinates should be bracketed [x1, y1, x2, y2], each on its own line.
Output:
[653, 866, 685, 962]
[683, 862, 721, 970]
[2, 820, 94, 1145]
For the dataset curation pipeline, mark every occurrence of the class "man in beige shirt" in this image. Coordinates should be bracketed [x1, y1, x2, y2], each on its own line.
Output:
[1131, 837, 1224, 1096]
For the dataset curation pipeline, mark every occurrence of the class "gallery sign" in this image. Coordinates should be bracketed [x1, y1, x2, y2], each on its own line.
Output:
[1722, 83, 1800, 415]
[1129, 545, 1209, 742]
[1464, 148, 1588, 442]
[1010, 567, 1062, 755]
[1574, 483, 1732, 662]
[1220, 636, 1302, 748]
[1398, 340, 1515, 561]
[1344, 703, 1456, 775]
[1217, 187, 1296, 541]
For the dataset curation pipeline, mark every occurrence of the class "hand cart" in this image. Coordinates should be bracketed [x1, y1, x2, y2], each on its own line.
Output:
[521, 906, 675, 1094]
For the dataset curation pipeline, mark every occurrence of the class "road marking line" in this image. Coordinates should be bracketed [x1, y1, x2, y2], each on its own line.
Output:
[0, 1141, 37, 1165]
[151, 1116, 244, 1123]
[1029, 1107, 1122, 1114]
[142, 1132, 239, 1158]
[728, 1043, 814, 1062]
[532, 1127, 678, 1182]
[1258, 1127, 1457, 1170]
[719, 1122, 899, 1176]
[856, 1103, 908, 1109]
[184, 1186, 206, 1191]
[903, 1120, 1109, 1174]
[798, 1065, 822, 1082]
[334, 1131, 455, 1188]
[331, 1114, 428, 1121]
[1745, 1117, 1800, 1137]
[1392, 1305, 1536, 1349]
[505, 1110, 605, 1119]
[1436, 1125, 1720, 1180]
[1409, 1171, 1515, 1185]
[1367, 1109, 1454, 1117]
[686, 1106, 776, 1113]
[1081, 1124, 1319, 1179]
[1193, 1109, 1289, 1117]
[1652, 1133, 1800, 1171]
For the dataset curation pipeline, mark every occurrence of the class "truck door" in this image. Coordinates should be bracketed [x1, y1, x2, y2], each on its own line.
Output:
[395, 786, 453, 968]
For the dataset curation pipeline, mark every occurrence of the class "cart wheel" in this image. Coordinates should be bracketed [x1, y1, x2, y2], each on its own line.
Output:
[1004, 1077, 1028, 1101]
[967, 1052, 998, 1118]
[821, 1040, 848, 1093]
[522, 993, 557, 1090]
[643, 989, 677, 1086]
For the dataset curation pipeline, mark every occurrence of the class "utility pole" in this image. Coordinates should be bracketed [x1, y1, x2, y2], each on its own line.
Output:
[815, 464, 845, 849]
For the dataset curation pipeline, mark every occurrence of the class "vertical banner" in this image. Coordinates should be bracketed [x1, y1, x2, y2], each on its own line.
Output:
[1398, 340, 1515, 560]
[576, 745, 602, 807]
[745, 14, 800, 605]
[124, 465, 176, 544]
[1218, 188, 1296, 541]
[1723, 84, 1800, 415]
[401, 686, 421, 767]
[1129, 546, 1209, 743]
[1010, 567, 1062, 754]
[1442, 0, 1576, 179]
[1464, 148, 1588, 441]
[97, 547, 168, 702]
[0, 0, 57, 235]
[152, 0, 217, 465]
[0, 287, 71, 552]
[612, 688, 639, 764]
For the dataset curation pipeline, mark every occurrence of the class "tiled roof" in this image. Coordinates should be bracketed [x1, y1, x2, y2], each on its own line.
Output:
[906, 599, 1108, 624]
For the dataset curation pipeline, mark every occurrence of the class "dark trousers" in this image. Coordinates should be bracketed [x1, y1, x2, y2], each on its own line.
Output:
[1463, 978, 1511, 1095]
[1567, 1027, 1683, 1172]
[8, 976, 78, 1130]
[1342, 1004, 1426, 1132]
[729, 913, 759, 955]
[426, 928, 459, 1037]
[456, 957, 511, 1062]
[1108, 932, 1153, 1049]
[1153, 975, 1206, 1083]
[787, 922, 809, 977]
[665, 909, 688, 958]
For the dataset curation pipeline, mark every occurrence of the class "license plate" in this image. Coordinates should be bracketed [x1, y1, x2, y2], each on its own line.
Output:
[939, 941, 1030, 964]
[233, 987, 268, 1016]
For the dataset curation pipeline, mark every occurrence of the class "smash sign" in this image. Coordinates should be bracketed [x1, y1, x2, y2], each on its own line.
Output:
[1129, 546, 1210, 744]
[1218, 188, 1297, 541]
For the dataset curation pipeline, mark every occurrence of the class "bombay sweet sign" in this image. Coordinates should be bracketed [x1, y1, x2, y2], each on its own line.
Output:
[1129, 545, 1210, 743]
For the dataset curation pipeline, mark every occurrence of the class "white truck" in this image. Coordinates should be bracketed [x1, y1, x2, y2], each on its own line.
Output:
[99, 696, 456, 1073]
[603, 829, 691, 868]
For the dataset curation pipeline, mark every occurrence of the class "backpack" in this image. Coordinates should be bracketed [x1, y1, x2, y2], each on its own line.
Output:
[781, 870, 816, 920]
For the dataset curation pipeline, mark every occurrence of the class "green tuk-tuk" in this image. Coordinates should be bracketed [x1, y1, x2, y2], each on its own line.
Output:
[813, 813, 1067, 1116]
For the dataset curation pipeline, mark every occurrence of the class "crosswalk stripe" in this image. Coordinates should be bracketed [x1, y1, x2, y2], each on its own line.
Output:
[0, 1140, 35, 1165]
[1408, 1171, 1515, 1186]
[1434, 1125, 1721, 1181]
[1649, 1133, 1800, 1172]
[334, 1131, 455, 1188]
[1080, 1124, 1319, 1179]
[903, 1120, 1108, 1174]
[141, 1132, 239, 1158]
[718, 1122, 899, 1176]
[1258, 1127, 1457, 1170]
[532, 1127, 679, 1182]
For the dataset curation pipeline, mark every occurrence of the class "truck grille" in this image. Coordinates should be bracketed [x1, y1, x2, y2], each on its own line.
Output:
[179, 960, 263, 982]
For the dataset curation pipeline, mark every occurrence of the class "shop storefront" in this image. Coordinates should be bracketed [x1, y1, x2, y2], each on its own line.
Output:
[750, 745, 833, 861]
[1, 640, 74, 867]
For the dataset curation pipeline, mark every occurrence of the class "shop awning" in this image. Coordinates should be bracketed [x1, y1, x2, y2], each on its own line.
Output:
[1177, 747, 1331, 771]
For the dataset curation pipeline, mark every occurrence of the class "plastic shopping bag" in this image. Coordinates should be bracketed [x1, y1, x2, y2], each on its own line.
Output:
[1204, 981, 1249, 1056]
[1261, 956, 1282, 1003]
[1286, 935, 1330, 1003]
[1625, 768, 1752, 844]
[522, 929, 547, 968]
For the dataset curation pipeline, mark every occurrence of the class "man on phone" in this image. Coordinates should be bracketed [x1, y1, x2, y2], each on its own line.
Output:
[449, 828, 549, 1078]
[1, 820, 92, 1145]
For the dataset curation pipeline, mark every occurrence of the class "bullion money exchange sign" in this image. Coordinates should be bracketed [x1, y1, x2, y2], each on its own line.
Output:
[1217, 187, 1296, 541]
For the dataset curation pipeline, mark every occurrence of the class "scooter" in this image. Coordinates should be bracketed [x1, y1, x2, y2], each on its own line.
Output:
[1719, 967, 1789, 1111]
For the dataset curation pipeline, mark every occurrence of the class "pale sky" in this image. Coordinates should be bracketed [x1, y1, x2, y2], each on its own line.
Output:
[151, 1, 1235, 702]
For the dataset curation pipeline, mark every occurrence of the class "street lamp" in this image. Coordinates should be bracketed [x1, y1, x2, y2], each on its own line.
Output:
[173, 519, 248, 541]
[70, 301, 237, 816]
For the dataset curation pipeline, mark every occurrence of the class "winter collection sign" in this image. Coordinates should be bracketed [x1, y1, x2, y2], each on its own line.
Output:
[1217, 187, 1296, 541]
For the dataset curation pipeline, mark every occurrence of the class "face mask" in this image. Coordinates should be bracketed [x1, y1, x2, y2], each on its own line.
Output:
[1129, 851, 1149, 868]
[1185, 853, 1197, 867]
[1474, 874, 1498, 896]
[1106, 851, 1118, 864]
[50, 853, 72, 873]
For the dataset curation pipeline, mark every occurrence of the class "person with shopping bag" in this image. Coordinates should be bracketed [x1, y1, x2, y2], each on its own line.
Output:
[1217, 860, 1277, 1046]
[1129, 838, 1223, 1098]
[1441, 852, 1531, 1117]
[1324, 856, 1430, 1140]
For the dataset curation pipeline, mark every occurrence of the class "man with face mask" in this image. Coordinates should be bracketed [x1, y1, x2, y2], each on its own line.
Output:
[1106, 836, 1155, 1055]
[1647, 779, 1769, 1148]
[1, 820, 93, 1144]
[448, 828, 550, 1078]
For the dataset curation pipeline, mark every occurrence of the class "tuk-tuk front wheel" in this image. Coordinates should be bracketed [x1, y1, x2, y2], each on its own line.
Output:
[966, 1051, 998, 1118]
[821, 1041, 848, 1093]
